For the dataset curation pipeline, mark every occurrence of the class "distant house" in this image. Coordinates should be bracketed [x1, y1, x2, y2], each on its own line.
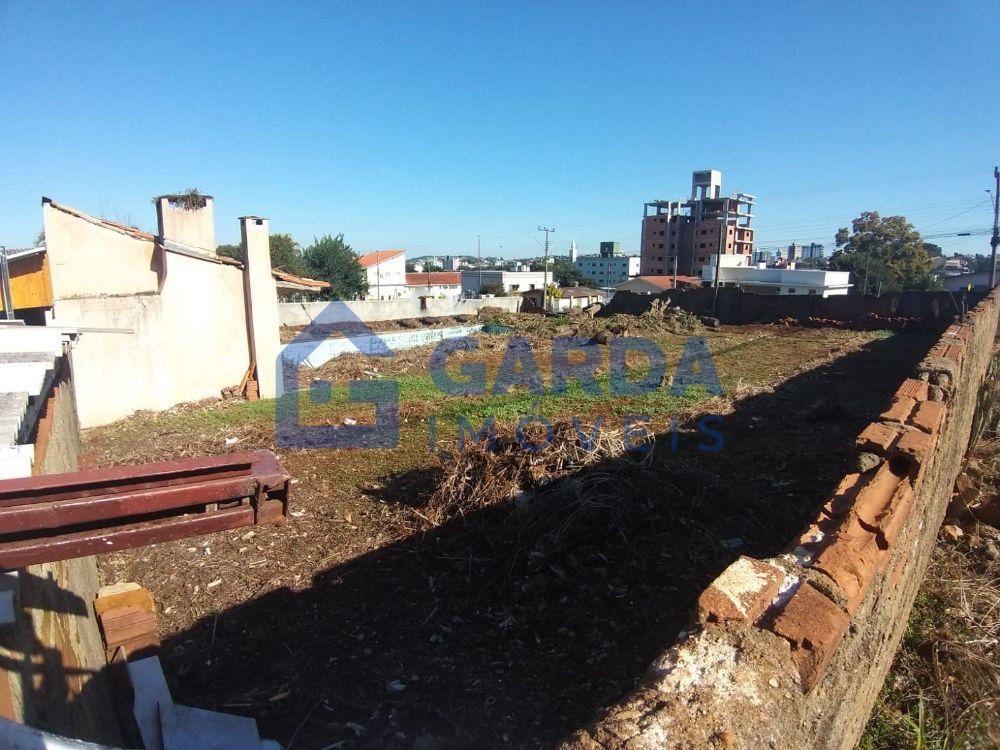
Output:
[460, 270, 548, 297]
[358, 249, 407, 300]
[941, 271, 991, 292]
[700, 254, 851, 296]
[614, 275, 703, 295]
[522, 285, 605, 312]
[405, 271, 462, 299]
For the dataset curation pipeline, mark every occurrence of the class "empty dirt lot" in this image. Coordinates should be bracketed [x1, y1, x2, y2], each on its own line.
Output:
[82, 320, 939, 749]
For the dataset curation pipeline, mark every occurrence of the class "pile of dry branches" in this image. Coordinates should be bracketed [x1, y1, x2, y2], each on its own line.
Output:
[426, 422, 663, 555]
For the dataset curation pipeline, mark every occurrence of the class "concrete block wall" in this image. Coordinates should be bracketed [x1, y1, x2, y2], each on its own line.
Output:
[559, 289, 1000, 750]
[278, 296, 522, 327]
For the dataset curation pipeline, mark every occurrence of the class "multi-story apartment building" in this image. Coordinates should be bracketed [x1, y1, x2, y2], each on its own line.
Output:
[573, 240, 640, 289]
[640, 170, 755, 277]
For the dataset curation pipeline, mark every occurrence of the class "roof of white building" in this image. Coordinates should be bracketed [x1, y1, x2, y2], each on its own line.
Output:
[358, 249, 405, 268]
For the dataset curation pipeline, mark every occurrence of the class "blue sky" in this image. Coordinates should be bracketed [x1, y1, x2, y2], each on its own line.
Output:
[1, 1, 998, 258]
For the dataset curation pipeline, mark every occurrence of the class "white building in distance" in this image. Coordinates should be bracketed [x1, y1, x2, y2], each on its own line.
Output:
[461, 270, 548, 297]
[405, 271, 462, 299]
[700, 254, 850, 296]
[359, 249, 407, 300]
[574, 254, 641, 289]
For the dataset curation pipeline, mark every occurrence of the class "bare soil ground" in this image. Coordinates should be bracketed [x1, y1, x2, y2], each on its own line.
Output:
[83, 323, 938, 749]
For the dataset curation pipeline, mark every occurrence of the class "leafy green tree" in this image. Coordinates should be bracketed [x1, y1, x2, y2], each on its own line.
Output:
[303, 234, 368, 300]
[217, 234, 308, 277]
[531, 257, 595, 286]
[829, 212, 936, 293]
[216, 243, 243, 262]
[922, 242, 943, 258]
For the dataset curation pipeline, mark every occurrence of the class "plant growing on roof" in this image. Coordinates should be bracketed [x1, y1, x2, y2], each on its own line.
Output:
[156, 188, 209, 210]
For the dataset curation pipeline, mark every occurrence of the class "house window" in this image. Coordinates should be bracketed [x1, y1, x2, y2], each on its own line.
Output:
[787, 288, 796, 293]
[808, 289, 817, 295]
[700, 229, 707, 235]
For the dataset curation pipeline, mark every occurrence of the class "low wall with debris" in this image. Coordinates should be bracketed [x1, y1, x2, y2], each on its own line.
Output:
[0, 361, 122, 745]
[278, 296, 522, 326]
[603, 287, 982, 327]
[560, 289, 1000, 750]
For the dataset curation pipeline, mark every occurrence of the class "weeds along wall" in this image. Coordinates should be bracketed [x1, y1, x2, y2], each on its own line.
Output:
[559, 289, 1000, 750]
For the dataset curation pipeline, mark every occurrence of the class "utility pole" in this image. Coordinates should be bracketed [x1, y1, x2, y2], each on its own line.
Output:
[477, 234, 482, 295]
[990, 166, 1000, 289]
[538, 226, 555, 311]
[712, 199, 729, 317]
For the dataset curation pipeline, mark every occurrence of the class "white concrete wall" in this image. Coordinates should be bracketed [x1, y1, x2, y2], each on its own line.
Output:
[52, 253, 251, 427]
[405, 283, 462, 299]
[278, 296, 522, 326]
[282, 324, 483, 368]
[44, 205, 254, 427]
[156, 197, 216, 253]
[43, 203, 159, 299]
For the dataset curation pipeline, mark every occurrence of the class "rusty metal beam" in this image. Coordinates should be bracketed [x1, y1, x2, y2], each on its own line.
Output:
[0, 450, 290, 569]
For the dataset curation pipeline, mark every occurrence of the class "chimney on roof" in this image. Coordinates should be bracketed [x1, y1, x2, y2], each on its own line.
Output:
[155, 192, 216, 254]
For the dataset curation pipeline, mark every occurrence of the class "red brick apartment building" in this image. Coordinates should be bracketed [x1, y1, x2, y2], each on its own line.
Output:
[640, 169, 756, 277]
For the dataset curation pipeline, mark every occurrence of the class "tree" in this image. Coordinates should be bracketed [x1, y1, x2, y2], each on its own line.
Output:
[216, 234, 308, 276]
[303, 234, 368, 300]
[533, 257, 595, 286]
[922, 242, 943, 258]
[829, 212, 937, 293]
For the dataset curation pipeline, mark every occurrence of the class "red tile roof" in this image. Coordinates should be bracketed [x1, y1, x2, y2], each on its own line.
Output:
[272, 269, 329, 289]
[405, 272, 461, 286]
[628, 275, 702, 290]
[358, 249, 405, 268]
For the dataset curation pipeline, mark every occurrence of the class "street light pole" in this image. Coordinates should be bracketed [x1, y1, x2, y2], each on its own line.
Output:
[990, 166, 1000, 289]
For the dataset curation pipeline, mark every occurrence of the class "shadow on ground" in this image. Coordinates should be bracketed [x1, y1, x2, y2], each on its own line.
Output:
[160, 331, 938, 750]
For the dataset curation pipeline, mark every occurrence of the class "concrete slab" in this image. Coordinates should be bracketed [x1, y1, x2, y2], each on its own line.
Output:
[127, 656, 172, 750]
[159, 703, 261, 750]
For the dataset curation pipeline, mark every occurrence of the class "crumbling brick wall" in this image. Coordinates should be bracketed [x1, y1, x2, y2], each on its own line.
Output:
[560, 289, 1000, 750]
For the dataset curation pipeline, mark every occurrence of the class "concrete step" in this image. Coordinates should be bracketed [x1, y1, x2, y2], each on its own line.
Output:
[0, 443, 33, 479]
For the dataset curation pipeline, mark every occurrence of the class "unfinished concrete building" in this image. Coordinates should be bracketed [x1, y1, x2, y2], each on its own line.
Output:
[641, 169, 756, 277]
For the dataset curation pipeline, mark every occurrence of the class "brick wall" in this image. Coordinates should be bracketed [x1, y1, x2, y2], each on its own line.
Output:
[603, 287, 985, 327]
[559, 288, 1000, 750]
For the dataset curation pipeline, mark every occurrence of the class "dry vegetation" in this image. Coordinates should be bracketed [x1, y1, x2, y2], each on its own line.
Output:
[82, 319, 937, 749]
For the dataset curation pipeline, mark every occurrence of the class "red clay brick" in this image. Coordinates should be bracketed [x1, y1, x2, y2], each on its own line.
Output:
[857, 422, 900, 455]
[894, 428, 935, 470]
[878, 480, 915, 549]
[880, 396, 916, 424]
[771, 581, 850, 691]
[928, 343, 949, 359]
[812, 517, 880, 615]
[821, 473, 863, 518]
[908, 400, 945, 435]
[852, 463, 904, 529]
[943, 325, 971, 341]
[896, 378, 930, 402]
[698, 556, 785, 625]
